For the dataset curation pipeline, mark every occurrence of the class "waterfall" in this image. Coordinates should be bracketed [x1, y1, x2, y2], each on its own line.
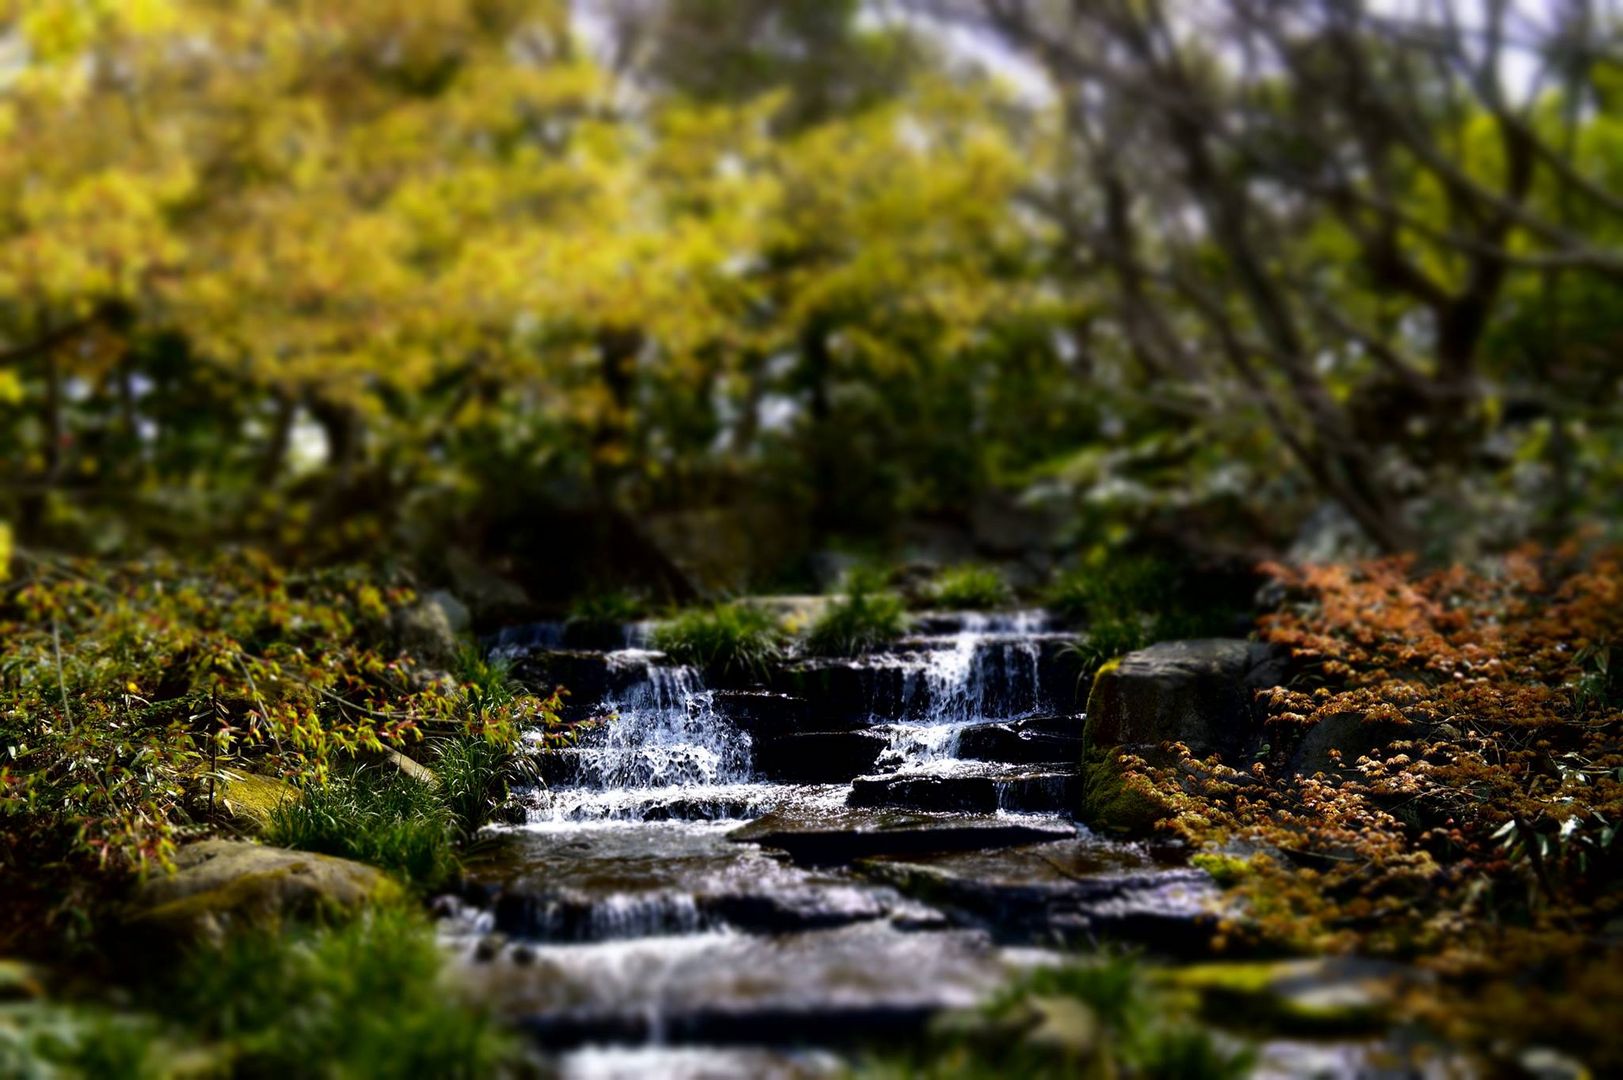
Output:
[533, 652, 756, 821]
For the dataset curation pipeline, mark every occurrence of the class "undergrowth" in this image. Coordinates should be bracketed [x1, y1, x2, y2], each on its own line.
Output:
[649, 602, 787, 681]
[865, 954, 1251, 1079]
[803, 567, 908, 656]
[926, 564, 1012, 610]
[1111, 542, 1623, 1072]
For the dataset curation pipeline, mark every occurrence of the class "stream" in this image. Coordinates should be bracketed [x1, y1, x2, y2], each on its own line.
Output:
[440, 614, 1234, 1077]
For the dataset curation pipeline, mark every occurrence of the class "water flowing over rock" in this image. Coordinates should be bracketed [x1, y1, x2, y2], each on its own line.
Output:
[454, 608, 1227, 1072]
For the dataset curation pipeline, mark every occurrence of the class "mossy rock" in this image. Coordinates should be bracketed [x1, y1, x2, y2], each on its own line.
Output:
[127, 840, 402, 944]
[216, 768, 298, 830]
[1077, 747, 1170, 837]
[1165, 958, 1403, 1037]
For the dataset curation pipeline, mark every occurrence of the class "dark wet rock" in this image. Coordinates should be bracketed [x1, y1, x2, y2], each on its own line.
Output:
[474, 932, 508, 962]
[1083, 639, 1288, 762]
[772, 660, 915, 726]
[707, 689, 827, 735]
[127, 840, 401, 942]
[860, 839, 1219, 954]
[957, 716, 1084, 765]
[730, 807, 1075, 865]
[1287, 711, 1410, 779]
[509, 650, 661, 719]
[753, 729, 890, 782]
[848, 763, 1078, 815]
[509, 943, 538, 966]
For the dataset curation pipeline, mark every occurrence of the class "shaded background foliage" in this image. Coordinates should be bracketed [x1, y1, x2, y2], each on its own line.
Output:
[2, 0, 1613, 616]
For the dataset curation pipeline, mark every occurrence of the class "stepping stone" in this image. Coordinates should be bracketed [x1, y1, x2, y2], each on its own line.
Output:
[730, 807, 1075, 865]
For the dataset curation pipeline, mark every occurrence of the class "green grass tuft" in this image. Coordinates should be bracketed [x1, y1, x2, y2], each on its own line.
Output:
[264, 766, 459, 892]
[650, 602, 787, 681]
[803, 568, 909, 656]
[927, 564, 1013, 610]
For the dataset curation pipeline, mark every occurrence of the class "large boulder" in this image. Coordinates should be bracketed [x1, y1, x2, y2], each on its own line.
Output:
[391, 596, 463, 671]
[127, 840, 401, 942]
[1083, 639, 1286, 763]
[1079, 639, 1287, 836]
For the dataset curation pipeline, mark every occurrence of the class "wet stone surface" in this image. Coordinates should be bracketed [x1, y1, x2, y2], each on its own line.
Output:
[454, 617, 1345, 1074]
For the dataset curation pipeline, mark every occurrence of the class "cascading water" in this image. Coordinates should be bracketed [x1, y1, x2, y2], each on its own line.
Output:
[530, 651, 759, 822]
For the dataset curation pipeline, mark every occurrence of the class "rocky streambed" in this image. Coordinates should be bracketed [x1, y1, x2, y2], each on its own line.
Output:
[442, 614, 1408, 1078]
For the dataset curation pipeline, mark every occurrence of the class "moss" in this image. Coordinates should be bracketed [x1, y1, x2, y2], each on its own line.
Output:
[216, 768, 298, 830]
[1190, 852, 1252, 887]
[1077, 747, 1169, 837]
[1165, 961, 1393, 1037]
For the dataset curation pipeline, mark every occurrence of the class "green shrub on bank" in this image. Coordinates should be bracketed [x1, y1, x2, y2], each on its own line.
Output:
[265, 767, 459, 892]
[926, 564, 1012, 610]
[803, 568, 908, 657]
[166, 906, 513, 1079]
[650, 603, 787, 681]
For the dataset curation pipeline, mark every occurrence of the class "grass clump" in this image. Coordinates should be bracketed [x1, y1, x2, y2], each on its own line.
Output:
[164, 906, 513, 1078]
[926, 564, 1012, 610]
[803, 567, 909, 657]
[650, 602, 787, 681]
[865, 954, 1251, 1079]
[265, 766, 458, 892]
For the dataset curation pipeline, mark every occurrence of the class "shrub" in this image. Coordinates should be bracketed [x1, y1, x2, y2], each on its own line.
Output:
[803, 568, 909, 657]
[926, 564, 1012, 610]
[264, 766, 458, 891]
[649, 602, 787, 681]
[164, 906, 513, 1079]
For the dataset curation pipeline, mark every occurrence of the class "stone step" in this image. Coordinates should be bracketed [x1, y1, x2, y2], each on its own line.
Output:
[859, 838, 1221, 956]
[955, 715, 1084, 765]
[752, 729, 892, 783]
[847, 762, 1079, 815]
[457, 923, 1026, 1050]
[730, 806, 1075, 865]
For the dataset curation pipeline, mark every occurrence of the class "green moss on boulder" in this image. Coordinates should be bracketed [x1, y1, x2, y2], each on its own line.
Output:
[127, 840, 402, 944]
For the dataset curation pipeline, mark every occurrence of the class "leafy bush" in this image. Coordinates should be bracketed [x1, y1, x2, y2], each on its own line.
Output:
[803, 568, 909, 656]
[926, 564, 1012, 610]
[0, 999, 180, 1080]
[1119, 547, 1623, 1071]
[265, 766, 459, 892]
[164, 907, 513, 1078]
[649, 603, 786, 681]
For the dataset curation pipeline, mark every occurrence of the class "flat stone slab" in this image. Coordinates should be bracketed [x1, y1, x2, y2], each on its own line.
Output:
[460, 922, 1033, 1049]
[847, 761, 1079, 815]
[860, 838, 1219, 954]
[729, 807, 1076, 865]
[460, 822, 935, 941]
